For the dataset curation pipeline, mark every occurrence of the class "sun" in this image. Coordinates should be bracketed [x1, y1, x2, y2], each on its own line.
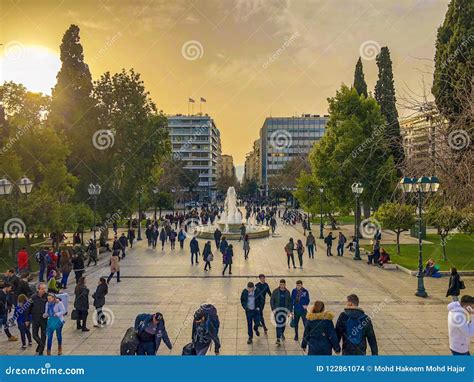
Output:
[0, 42, 61, 95]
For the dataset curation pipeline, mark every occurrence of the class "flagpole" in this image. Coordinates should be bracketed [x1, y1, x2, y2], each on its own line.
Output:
[200, 100, 202, 115]
[188, 99, 190, 116]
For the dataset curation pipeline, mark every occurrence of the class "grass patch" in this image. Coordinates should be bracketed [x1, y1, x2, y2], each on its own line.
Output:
[311, 215, 355, 225]
[363, 233, 474, 271]
[0, 238, 47, 272]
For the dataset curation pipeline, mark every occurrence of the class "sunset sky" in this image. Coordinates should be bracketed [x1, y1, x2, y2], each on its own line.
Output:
[1, 0, 450, 167]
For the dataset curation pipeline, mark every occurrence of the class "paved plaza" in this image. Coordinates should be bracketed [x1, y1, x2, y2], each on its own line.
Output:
[2, 222, 473, 356]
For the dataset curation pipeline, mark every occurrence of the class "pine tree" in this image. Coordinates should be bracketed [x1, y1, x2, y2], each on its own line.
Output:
[353, 57, 368, 98]
[374, 46, 404, 167]
[432, 0, 473, 122]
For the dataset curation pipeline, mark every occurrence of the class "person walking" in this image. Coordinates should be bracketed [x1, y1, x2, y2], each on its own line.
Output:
[159, 228, 167, 251]
[239, 223, 246, 242]
[291, 280, 310, 341]
[119, 233, 128, 259]
[203, 241, 213, 271]
[270, 216, 277, 234]
[296, 239, 305, 268]
[285, 238, 296, 269]
[0, 283, 17, 342]
[128, 227, 136, 249]
[335, 294, 378, 355]
[191, 306, 221, 355]
[243, 234, 250, 260]
[59, 250, 72, 289]
[72, 251, 85, 284]
[270, 279, 291, 345]
[134, 312, 172, 355]
[37, 248, 48, 282]
[73, 276, 90, 332]
[301, 301, 340, 355]
[178, 228, 186, 250]
[306, 231, 316, 259]
[213, 228, 222, 249]
[47, 270, 60, 294]
[15, 294, 32, 349]
[324, 232, 335, 257]
[337, 232, 347, 256]
[152, 226, 159, 249]
[222, 244, 233, 276]
[446, 268, 464, 302]
[219, 236, 228, 260]
[92, 278, 108, 327]
[44, 293, 66, 355]
[255, 274, 271, 333]
[17, 247, 29, 274]
[169, 229, 177, 250]
[107, 251, 121, 283]
[26, 283, 47, 355]
[241, 282, 263, 344]
[447, 295, 474, 355]
[86, 239, 98, 267]
[145, 225, 153, 248]
[190, 236, 200, 265]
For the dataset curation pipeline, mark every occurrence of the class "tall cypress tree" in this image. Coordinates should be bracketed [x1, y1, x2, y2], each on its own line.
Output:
[432, 0, 473, 122]
[374, 46, 404, 166]
[353, 57, 368, 98]
[49, 24, 97, 197]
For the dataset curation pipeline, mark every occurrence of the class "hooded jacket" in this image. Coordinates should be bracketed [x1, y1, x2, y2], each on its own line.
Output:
[447, 301, 474, 353]
[335, 307, 378, 355]
[134, 313, 172, 351]
[301, 311, 341, 355]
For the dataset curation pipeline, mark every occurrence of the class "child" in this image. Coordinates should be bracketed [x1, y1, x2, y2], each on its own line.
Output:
[15, 294, 32, 349]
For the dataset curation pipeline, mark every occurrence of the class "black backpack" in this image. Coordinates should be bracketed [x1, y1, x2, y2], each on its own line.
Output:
[120, 327, 140, 355]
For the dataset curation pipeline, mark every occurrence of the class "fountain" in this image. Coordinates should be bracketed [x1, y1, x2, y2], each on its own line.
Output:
[195, 186, 270, 240]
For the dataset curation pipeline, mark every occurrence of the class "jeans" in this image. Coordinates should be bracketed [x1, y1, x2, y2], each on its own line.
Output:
[0, 314, 12, 338]
[39, 265, 46, 282]
[76, 310, 88, 329]
[61, 272, 70, 288]
[293, 311, 307, 339]
[191, 252, 199, 264]
[287, 254, 296, 268]
[32, 319, 47, 354]
[297, 252, 303, 267]
[245, 310, 261, 339]
[46, 322, 63, 351]
[204, 261, 211, 271]
[222, 264, 232, 274]
[137, 341, 155, 355]
[337, 243, 344, 256]
[18, 322, 32, 345]
[215, 239, 220, 249]
[451, 350, 470, 355]
[307, 245, 314, 258]
[260, 307, 268, 329]
[275, 312, 288, 339]
[96, 306, 106, 325]
[107, 271, 121, 283]
[74, 270, 84, 284]
[179, 240, 184, 249]
[326, 244, 332, 256]
[244, 249, 250, 259]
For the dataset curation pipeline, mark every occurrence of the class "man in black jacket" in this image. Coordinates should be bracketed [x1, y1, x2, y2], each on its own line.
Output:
[0, 283, 17, 342]
[255, 274, 272, 332]
[335, 294, 378, 355]
[270, 279, 292, 345]
[26, 283, 48, 355]
[240, 282, 264, 344]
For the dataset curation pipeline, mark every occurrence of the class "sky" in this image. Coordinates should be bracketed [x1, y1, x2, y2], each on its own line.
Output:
[1, 0, 450, 166]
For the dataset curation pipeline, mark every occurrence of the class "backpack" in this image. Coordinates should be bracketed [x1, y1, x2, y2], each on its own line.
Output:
[197, 304, 219, 335]
[182, 342, 197, 356]
[35, 251, 43, 264]
[120, 327, 140, 355]
[345, 316, 364, 345]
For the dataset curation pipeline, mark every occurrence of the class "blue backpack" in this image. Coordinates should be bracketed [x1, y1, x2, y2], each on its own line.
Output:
[345, 316, 364, 345]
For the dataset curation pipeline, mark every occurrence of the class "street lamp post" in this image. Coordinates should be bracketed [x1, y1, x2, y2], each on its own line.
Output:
[87, 183, 101, 243]
[351, 182, 364, 260]
[152, 187, 159, 220]
[137, 189, 143, 241]
[399, 176, 439, 298]
[319, 188, 324, 239]
[1, 176, 34, 256]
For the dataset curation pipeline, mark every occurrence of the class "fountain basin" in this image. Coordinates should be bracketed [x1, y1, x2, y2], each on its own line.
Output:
[195, 224, 270, 240]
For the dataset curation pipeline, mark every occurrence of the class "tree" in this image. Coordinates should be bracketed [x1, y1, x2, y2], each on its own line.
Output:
[373, 202, 416, 255]
[432, 0, 474, 122]
[216, 174, 238, 195]
[150, 191, 173, 218]
[239, 179, 258, 198]
[309, 85, 398, 215]
[426, 205, 465, 261]
[374, 47, 404, 167]
[353, 57, 368, 98]
[49, 24, 97, 195]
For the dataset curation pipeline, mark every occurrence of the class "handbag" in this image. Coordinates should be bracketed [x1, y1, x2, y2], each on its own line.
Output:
[71, 309, 79, 320]
[208, 253, 214, 262]
[47, 316, 62, 331]
[290, 316, 296, 328]
[460, 280, 466, 290]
